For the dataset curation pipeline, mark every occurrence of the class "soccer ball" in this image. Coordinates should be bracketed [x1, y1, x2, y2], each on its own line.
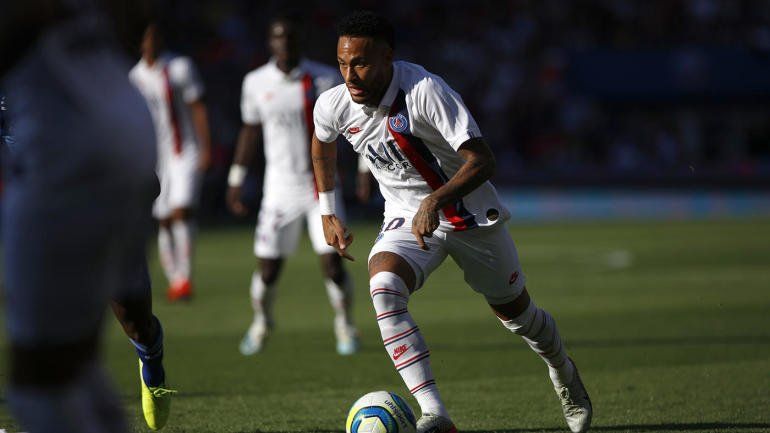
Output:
[346, 391, 417, 433]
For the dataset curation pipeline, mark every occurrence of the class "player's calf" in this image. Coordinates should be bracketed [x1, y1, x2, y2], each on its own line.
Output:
[370, 271, 450, 420]
[492, 289, 574, 385]
[492, 290, 592, 432]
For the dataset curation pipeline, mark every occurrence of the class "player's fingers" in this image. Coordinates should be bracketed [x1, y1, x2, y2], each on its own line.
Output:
[335, 232, 355, 261]
[342, 228, 354, 247]
[412, 227, 429, 250]
[338, 247, 355, 261]
[235, 201, 248, 217]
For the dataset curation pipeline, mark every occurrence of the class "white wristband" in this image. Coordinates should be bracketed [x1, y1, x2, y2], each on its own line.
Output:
[318, 190, 336, 215]
[228, 164, 247, 187]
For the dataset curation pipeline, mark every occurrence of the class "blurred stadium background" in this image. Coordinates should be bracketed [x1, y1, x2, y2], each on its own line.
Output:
[150, 0, 770, 223]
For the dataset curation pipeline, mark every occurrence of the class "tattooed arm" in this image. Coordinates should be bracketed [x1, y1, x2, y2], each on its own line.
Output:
[411, 137, 496, 249]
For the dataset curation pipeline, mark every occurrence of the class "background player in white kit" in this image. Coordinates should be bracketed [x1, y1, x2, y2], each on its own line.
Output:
[130, 22, 212, 301]
[227, 14, 359, 356]
[312, 11, 593, 433]
[1, 1, 161, 431]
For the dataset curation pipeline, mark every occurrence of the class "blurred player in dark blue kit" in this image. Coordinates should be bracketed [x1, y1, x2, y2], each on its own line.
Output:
[1, 0, 173, 431]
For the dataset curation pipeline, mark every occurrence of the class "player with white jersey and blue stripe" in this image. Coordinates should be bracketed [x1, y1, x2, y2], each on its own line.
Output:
[312, 11, 592, 433]
[130, 23, 211, 302]
[227, 14, 360, 356]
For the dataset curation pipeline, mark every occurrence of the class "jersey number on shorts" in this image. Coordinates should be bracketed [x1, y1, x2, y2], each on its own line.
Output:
[375, 217, 406, 243]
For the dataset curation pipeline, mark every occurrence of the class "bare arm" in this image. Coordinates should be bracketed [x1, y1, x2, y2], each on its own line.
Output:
[356, 154, 373, 203]
[312, 132, 354, 260]
[188, 100, 211, 171]
[412, 137, 496, 249]
[226, 123, 261, 216]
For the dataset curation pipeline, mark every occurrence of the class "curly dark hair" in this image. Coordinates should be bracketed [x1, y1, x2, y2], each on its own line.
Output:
[336, 10, 395, 49]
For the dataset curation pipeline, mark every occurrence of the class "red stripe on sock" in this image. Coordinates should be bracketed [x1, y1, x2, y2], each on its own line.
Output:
[370, 288, 407, 299]
[394, 350, 430, 369]
[377, 308, 408, 320]
[409, 379, 436, 394]
[383, 326, 419, 345]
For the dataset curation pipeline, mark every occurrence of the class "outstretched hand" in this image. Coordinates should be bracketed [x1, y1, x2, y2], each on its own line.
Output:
[321, 214, 355, 261]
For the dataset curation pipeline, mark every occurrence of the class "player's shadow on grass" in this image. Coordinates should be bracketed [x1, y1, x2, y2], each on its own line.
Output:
[464, 421, 770, 432]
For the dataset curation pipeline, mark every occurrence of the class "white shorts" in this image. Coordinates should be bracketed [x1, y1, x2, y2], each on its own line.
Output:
[153, 152, 199, 219]
[368, 217, 526, 304]
[254, 190, 345, 259]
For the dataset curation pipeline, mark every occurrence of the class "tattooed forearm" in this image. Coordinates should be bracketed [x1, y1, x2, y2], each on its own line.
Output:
[311, 133, 338, 192]
[428, 137, 496, 209]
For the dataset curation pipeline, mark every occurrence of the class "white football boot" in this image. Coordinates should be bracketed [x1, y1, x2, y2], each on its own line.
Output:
[416, 413, 458, 433]
[239, 320, 269, 356]
[554, 359, 592, 433]
[335, 322, 360, 356]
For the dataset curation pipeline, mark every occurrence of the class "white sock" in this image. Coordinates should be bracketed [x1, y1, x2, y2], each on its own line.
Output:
[370, 272, 449, 419]
[325, 275, 355, 337]
[249, 272, 276, 335]
[171, 219, 192, 282]
[157, 227, 176, 283]
[7, 363, 128, 433]
[500, 300, 575, 386]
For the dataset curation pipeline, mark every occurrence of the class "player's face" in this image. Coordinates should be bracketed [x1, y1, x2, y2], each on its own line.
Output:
[269, 21, 301, 66]
[337, 36, 393, 106]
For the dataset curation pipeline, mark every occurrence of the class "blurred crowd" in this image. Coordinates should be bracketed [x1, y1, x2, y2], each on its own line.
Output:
[156, 0, 770, 196]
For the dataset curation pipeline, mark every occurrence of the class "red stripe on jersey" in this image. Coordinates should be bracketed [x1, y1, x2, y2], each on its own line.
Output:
[387, 116, 470, 231]
[163, 66, 183, 155]
[301, 73, 318, 197]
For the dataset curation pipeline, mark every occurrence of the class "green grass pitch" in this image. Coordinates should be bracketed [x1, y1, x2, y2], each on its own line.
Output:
[1, 218, 769, 432]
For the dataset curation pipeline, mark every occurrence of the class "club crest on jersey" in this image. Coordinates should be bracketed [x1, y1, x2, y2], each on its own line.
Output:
[389, 113, 409, 133]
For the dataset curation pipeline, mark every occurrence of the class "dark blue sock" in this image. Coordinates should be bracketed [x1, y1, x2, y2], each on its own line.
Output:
[130, 316, 166, 387]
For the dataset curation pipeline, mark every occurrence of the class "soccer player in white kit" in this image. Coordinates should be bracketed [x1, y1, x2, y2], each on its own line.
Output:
[130, 23, 212, 301]
[1, 1, 160, 431]
[227, 14, 359, 356]
[312, 12, 592, 433]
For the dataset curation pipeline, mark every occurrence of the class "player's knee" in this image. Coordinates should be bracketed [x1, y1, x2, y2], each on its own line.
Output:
[498, 300, 541, 336]
[260, 259, 283, 286]
[369, 271, 409, 313]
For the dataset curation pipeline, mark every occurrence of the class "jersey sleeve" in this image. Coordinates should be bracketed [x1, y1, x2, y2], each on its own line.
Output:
[170, 57, 204, 103]
[240, 74, 261, 125]
[313, 90, 340, 143]
[415, 75, 482, 150]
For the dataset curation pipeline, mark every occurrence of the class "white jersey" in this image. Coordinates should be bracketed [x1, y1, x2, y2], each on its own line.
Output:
[129, 54, 204, 165]
[314, 61, 509, 232]
[241, 58, 341, 200]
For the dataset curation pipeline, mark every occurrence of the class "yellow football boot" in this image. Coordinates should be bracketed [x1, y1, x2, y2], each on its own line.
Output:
[139, 360, 176, 430]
